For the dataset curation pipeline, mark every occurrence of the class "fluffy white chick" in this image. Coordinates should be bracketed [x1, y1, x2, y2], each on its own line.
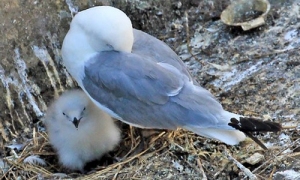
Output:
[43, 89, 120, 172]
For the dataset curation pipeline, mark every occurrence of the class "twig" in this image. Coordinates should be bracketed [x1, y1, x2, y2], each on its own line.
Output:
[213, 161, 229, 178]
[196, 158, 208, 180]
[121, 137, 141, 160]
[112, 165, 122, 180]
[252, 139, 300, 174]
[82, 132, 167, 180]
[269, 166, 276, 180]
[222, 146, 257, 180]
[187, 136, 208, 179]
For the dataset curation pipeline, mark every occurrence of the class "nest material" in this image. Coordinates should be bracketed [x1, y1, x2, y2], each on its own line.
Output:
[1, 122, 299, 180]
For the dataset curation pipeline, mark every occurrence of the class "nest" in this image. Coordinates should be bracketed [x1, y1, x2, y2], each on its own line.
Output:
[1, 120, 299, 180]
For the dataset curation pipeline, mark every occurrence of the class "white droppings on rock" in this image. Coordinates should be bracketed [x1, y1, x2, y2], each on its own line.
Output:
[284, 29, 298, 41]
[208, 62, 231, 71]
[32, 45, 63, 97]
[211, 60, 263, 91]
[172, 160, 184, 172]
[278, 133, 291, 147]
[6, 143, 25, 151]
[0, 64, 19, 125]
[23, 155, 46, 166]
[16, 92, 30, 124]
[273, 169, 300, 180]
[14, 48, 43, 117]
[63, 68, 75, 87]
[279, 133, 290, 141]
[65, 0, 78, 17]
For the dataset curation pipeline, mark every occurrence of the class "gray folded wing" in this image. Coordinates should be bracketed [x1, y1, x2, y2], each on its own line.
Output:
[133, 29, 194, 83]
[83, 51, 224, 129]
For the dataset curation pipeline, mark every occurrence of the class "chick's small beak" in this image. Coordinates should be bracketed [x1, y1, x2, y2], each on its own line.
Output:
[72, 117, 82, 129]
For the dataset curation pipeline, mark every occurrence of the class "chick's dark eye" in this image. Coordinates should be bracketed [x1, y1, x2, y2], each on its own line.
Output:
[83, 107, 86, 111]
[62, 112, 66, 116]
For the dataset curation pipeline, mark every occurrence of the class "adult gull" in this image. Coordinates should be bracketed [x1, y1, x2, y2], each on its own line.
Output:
[62, 6, 281, 146]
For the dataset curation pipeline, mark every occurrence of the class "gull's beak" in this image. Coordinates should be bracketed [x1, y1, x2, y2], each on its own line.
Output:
[72, 117, 81, 129]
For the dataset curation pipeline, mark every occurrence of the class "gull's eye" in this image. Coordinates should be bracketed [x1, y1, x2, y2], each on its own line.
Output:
[62, 112, 70, 120]
[62, 112, 68, 118]
[80, 107, 86, 116]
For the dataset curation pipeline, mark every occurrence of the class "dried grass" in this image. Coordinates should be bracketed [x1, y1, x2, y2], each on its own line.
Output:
[1, 122, 299, 180]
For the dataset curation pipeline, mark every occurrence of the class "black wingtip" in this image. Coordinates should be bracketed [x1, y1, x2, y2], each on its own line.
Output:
[229, 117, 282, 132]
[228, 117, 282, 150]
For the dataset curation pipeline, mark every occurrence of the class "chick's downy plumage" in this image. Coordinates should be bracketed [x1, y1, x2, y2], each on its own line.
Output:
[44, 89, 120, 171]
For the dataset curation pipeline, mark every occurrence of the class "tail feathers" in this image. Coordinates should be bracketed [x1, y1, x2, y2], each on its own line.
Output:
[185, 126, 246, 145]
[228, 117, 282, 150]
[185, 117, 281, 146]
[228, 117, 282, 132]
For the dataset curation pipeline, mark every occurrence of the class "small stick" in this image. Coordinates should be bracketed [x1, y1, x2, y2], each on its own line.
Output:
[196, 158, 208, 180]
[222, 146, 257, 180]
[253, 139, 300, 174]
[112, 165, 122, 180]
[187, 137, 208, 179]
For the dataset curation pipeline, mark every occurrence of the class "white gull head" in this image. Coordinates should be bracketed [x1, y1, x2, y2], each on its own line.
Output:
[62, 6, 134, 83]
